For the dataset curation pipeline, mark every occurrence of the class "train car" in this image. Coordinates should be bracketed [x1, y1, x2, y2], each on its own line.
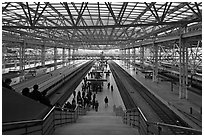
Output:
[24, 66, 47, 79]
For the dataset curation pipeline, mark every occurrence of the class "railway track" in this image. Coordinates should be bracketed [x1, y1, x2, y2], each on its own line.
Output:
[108, 61, 194, 134]
[48, 60, 95, 105]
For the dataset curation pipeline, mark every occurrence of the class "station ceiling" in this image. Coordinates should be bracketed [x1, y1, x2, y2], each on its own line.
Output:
[2, 2, 202, 50]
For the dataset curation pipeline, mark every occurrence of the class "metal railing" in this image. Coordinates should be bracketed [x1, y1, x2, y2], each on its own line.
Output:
[2, 106, 87, 135]
[122, 107, 202, 135]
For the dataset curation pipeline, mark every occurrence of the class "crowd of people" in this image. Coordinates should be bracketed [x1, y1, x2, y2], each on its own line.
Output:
[64, 79, 100, 112]
[63, 75, 113, 112]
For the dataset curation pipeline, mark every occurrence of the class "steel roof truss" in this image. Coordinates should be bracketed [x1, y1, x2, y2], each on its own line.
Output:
[80, 18, 93, 40]
[73, 2, 88, 26]
[87, 6, 94, 26]
[26, 2, 33, 26]
[114, 3, 137, 39]
[117, 2, 128, 25]
[2, 2, 11, 13]
[117, 3, 153, 39]
[19, 3, 31, 26]
[100, 18, 108, 38]
[161, 2, 172, 22]
[98, 2, 100, 19]
[186, 3, 202, 19]
[145, 2, 160, 22]
[63, 2, 76, 26]
[33, 2, 40, 26]
[194, 2, 201, 18]
[105, 2, 118, 25]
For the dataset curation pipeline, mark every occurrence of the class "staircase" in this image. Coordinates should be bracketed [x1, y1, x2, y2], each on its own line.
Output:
[53, 110, 139, 135]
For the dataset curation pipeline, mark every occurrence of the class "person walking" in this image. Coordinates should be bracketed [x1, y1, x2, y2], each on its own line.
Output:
[95, 100, 99, 112]
[72, 98, 76, 110]
[111, 85, 113, 92]
[107, 82, 110, 89]
[73, 90, 76, 98]
[104, 96, 108, 108]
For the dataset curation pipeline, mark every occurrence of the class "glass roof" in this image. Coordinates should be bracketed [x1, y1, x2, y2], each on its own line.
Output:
[2, 2, 202, 50]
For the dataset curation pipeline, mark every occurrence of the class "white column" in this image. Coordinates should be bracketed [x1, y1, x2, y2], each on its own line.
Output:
[128, 48, 130, 67]
[2, 44, 6, 71]
[122, 49, 125, 64]
[133, 48, 136, 69]
[125, 49, 127, 66]
[179, 26, 188, 99]
[68, 48, 71, 65]
[153, 42, 158, 82]
[62, 47, 65, 66]
[54, 47, 57, 70]
[179, 36, 187, 99]
[140, 45, 144, 68]
[185, 44, 188, 99]
[20, 40, 26, 73]
[72, 49, 75, 62]
[41, 45, 45, 67]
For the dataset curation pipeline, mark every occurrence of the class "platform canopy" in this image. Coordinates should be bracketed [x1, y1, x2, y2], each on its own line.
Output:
[2, 2, 202, 50]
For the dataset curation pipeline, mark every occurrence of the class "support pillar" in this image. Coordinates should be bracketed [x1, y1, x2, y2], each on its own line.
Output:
[153, 42, 158, 82]
[125, 49, 127, 66]
[68, 48, 71, 65]
[72, 49, 75, 62]
[54, 47, 57, 70]
[2, 44, 6, 72]
[140, 45, 144, 68]
[62, 47, 65, 66]
[123, 49, 126, 65]
[179, 27, 188, 99]
[41, 45, 45, 67]
[185, 44, 189, 99]
[122, 49, 125, 65]
[128, 48, 130, 68]
[65, 48, 68, 65]
[120, 49, 123, 62]
[19, 40, 26, 73]
[133, 48, 136, 69]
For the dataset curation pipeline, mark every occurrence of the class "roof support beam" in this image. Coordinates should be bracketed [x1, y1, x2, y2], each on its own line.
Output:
[87, 6, 94, 25]
[105, 2, 118, 25]
[33, 2, 49, 26]
[117, 2, 153, 39]
[3, 18, 201, 30]
[2, 2, 10, 13]
[194, 2, 201, 17]
[70, 3, 92, 41]
[33, 2, 40, 25]
[117, 2, 128, 25]
[161, 2, 172, 22]
[19, 3, 31, 26]
[64, 2, 75, 26]
[98, 2, 101, 19]
[74, 2, 88, 26]
[26, 2, 33, 26]
[145, 2, 160, 22]
[186, 3, 202, 19]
